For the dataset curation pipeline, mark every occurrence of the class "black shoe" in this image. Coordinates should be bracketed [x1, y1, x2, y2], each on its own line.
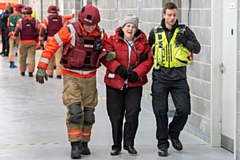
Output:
[48, 75, 53, 78]
[123, 146, 137, 154]
[81, 142, 90, 155]
[110, 149, 121, 156]
[71, 142, 81, 159]
[168, 135, 183, 151]
[56, 75, 62, 79]
[158, 148, 168, 157]
[2, 53, 8, 57]
[29, 72, 33, 77]
[20, 72, 25, 76]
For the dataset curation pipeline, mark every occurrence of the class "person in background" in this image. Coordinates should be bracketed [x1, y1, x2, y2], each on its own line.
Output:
[13, 6, 41, 77]
[35, 5, 114, 159]
[1, 4, 13, 57]
[8, 3, 23, 68]
[0, 3, 11, 55]
[148, 2, 201, 157]
[102, 13, 153, 156]
[39, 5, 74, 79]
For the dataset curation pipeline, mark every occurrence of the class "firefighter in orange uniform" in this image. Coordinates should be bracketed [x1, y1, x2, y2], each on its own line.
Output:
[8, 3, 23, 68]
[13, 6, 41, 77]
[39, 5, 74, 79]
[36, 5, 109, 159]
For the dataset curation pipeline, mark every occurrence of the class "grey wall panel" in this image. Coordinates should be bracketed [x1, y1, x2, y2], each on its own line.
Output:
[193, 45, 211, 64]
[188, 62, 211, 82]
[188, 78, 210, 100]
[187, 112, 211, 136]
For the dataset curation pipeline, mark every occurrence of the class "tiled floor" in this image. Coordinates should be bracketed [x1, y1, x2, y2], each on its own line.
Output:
[0, 47, 234, 159]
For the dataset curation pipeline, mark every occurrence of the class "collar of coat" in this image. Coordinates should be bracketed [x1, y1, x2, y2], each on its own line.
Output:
[161, 19, 179, 31]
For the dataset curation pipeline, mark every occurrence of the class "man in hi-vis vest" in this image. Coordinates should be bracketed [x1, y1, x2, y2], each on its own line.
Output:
[148, 2, 201, 157]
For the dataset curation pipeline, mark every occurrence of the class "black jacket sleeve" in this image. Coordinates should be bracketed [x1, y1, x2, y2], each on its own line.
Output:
[184, 26, 201, 54]
[148, 28, 155, 47]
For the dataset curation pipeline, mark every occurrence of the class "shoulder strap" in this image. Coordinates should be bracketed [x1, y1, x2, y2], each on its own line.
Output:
[27, 19, 37, 31]
[67, 22, 83, 45]
[153, 25, 164, 48]
[178, 24, 186, 33]
[94, 27, 103, 50]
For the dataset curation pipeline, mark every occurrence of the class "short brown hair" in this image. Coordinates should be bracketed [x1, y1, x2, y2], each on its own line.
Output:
[163, 2, 178, 14]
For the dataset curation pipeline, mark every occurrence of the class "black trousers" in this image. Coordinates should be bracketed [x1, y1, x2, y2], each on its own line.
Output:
[106, 85, 142, 150]
[1, 27, 9, 55]
[151, 75, 190, 149]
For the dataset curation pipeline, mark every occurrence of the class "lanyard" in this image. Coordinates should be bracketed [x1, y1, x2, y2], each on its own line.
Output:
[124, 39, 138, 63]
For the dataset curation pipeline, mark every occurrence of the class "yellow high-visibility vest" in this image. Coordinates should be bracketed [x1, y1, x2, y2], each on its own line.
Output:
[152, 25, 192, 70]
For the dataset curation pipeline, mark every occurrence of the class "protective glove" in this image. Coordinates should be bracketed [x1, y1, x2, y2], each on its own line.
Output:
[40, 41, 44, 50]
[128, 71, 139, 82]
[36, 68, 48, 84]
[105, 51, 116, 61]
[140, 52, 148, 63]
[116, 65, 128, 80]
[176, 33, 188, 46]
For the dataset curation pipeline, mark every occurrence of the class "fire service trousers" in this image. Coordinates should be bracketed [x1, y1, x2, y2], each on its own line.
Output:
[62, 74, 98, 142]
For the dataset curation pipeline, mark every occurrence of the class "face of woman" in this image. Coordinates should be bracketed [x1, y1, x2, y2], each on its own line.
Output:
[83, 24, 97, 33]
[122, 23, 137, 41]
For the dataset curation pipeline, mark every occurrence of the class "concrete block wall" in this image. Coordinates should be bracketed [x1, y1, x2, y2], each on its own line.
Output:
[180, 0, 212, 142]
[23, 0, 81, 22]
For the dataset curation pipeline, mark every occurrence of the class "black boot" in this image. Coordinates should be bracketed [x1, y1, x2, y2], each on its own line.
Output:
[81, 142, 91, 155]
[71, 141, 81, 159]
[2, 52, 8, 57]
[29, 72, 33, 77]
[56, 75, 62, 79]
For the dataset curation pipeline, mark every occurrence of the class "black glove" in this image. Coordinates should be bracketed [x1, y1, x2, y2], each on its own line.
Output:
[140, 52, 148, 63]
[128, 71, 139, 82]
[176, 33, 188, 46]
[40, 41, 44, 50]
[116, 65, 128, 80]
